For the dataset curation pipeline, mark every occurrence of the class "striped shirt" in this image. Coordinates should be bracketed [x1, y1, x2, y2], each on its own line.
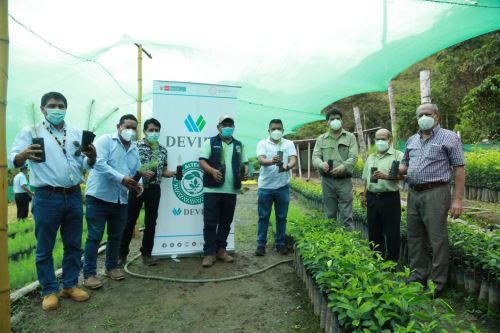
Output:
[402, 125, 465, 185]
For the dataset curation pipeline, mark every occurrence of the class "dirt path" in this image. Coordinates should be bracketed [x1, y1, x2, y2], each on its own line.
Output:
[12, 186, 321, 333]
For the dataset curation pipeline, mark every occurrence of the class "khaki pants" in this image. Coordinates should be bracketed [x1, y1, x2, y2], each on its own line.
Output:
[321, 177, 353, 230]
[407, 184, 451, 290]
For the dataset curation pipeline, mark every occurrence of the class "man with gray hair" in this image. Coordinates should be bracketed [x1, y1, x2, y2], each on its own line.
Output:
[361, 129, 403, 262]
[399, 103, 465, 297]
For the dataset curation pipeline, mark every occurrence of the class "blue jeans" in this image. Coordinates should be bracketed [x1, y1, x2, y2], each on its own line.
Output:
[83, 196, 127, 278]
[257, 185, 290, 247]
[32, 186, 83, 296]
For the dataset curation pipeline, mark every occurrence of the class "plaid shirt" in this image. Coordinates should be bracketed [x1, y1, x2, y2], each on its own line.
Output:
[137, 140, 168, 184]
[402, 125, 465, 185]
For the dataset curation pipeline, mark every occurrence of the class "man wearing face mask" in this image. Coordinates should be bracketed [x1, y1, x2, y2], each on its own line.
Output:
[119, 118, 176, 266]
[361, 129, 403, 262]
[255, 119, 297, 256]
[399, 103, 465, 298]
[10, 92, 97, 310]
[312, 108, 358, 230]
[83, 114, 143, 289]
[199, 115, 249, 267]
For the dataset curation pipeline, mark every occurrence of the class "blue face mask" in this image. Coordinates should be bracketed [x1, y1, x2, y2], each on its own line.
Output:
[221, 127, 234, 138]
[46, 108, 66, 126]
[146, 132, 160, 143]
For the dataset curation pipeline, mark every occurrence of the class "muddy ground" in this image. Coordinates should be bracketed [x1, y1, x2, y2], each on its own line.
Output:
[11, 186, 321, 333]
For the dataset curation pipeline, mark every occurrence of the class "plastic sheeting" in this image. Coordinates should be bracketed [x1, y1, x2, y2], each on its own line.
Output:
[5, 0, 500, 153]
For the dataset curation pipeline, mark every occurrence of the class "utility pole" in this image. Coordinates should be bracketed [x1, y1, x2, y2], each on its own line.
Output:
[134, 43, 152, 140]
[0, 1, 11, 331]
[388, 81, 397, 144]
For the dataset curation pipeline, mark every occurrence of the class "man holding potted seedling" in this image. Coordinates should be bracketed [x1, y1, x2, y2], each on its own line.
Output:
[312, 108, 358, 231]
[199, 115, 249, 267]
[255, 119, 297, 257]
[119, 118, 177, 266]
[83, 114, 143, 289]
[399, 103, 465, 298]
[361, 128, 403, 262]
[10, 92, 97, 311]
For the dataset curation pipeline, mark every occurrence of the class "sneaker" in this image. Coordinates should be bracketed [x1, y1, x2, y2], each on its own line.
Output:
[42, 293, 59, 311]
[118, 256, 128, 267]
[202, 255, 216, 267]
[104, 268, 125, 281]
[276, 245, 288, 255]
[142, 255, 158, 266]
[60, 287, 90, 302]
[255, 246, 266, 256]
[83, 276, 103, 290]
[216, 249, 234, 263]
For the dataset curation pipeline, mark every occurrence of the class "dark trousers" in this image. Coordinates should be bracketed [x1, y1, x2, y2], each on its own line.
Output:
[15, 192, 30, 220]
[119, 184, 161, 257]
[367, 191, 401, 262]
[203, 192, 237, 255]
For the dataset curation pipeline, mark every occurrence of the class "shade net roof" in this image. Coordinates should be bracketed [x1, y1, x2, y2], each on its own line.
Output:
[5, 0, 500, 153]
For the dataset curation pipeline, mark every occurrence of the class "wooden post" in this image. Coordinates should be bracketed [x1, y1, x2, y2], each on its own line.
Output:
[0, 1, 11, 331]
[296, 144, 302, 178]
[388, 81, 397, 143]
[353, 107, 367, 162]
[420, 70, 431, 104]
[307, 142, 311, 179]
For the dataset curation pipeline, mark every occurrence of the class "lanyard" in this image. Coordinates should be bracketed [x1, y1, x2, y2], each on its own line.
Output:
[43, 122, 67, 156]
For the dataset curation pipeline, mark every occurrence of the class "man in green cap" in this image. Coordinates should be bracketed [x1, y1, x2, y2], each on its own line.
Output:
[312, 108, 358, 230]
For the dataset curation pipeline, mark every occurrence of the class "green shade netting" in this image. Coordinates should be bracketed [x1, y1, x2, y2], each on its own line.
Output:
[5, 0, 500, 154]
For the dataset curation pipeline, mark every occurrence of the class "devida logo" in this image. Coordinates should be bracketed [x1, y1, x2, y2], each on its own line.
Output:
[172, 208, 182, 216]
[184, 114, 206, 133]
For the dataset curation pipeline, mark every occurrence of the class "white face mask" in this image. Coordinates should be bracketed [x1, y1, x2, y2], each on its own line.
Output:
[329, 119, 342, 131]
[418, 115, 435, 131]
[270, 129, 283, 141]
[121, 129, 136, 142]
[375, 139, 390, 152]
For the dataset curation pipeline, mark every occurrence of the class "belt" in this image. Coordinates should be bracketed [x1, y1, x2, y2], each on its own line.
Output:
[367, 191, 399, 196]
[409, 182, 448, 192]
[321, 172, 352, 179]
[37, 185, 79, 195]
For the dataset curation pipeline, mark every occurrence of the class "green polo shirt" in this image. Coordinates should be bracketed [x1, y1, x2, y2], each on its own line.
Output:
[312, 129, 358, 175]
[199, 139, 248, 194]
[362, 147, 404, 192]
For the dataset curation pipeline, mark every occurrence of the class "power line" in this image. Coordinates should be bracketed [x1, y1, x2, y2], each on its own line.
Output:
[8, 14, 137, 99]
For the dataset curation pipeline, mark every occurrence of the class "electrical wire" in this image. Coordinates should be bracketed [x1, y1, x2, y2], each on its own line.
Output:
[123, 253, 293, 283]
[420, 0, 500, 9]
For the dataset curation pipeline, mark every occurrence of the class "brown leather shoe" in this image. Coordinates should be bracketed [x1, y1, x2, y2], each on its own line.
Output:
[216, 249, 234, 263]
[60, 287, 90, 302]
[104, 268, 125, 280]
[42, 293, 59, 311]
[202, 255, 216, 267]
[83, 276, 103, 289]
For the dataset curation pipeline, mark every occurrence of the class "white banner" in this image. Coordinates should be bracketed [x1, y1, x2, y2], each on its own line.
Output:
[152, 81, 240, 256]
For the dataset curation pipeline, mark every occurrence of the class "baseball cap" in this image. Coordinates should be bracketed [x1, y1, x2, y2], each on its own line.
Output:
[218, 115, 234, 125]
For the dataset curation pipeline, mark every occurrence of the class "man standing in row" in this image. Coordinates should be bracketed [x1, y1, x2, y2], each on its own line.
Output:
[400, 103, 465, 297]
[119, 118, 176, 266]
[199, 115, 248, 267]
[312, 108, 358, 230]
[255, 119, 297, 256]
[83, 114, 143, 289]
[10, 92, 96, 310]
[361, 129, 403, 262]
[13, 166, 34, 221]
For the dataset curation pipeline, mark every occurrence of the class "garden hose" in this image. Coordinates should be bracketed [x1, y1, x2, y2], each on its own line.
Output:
[123, 254, 293, 283]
